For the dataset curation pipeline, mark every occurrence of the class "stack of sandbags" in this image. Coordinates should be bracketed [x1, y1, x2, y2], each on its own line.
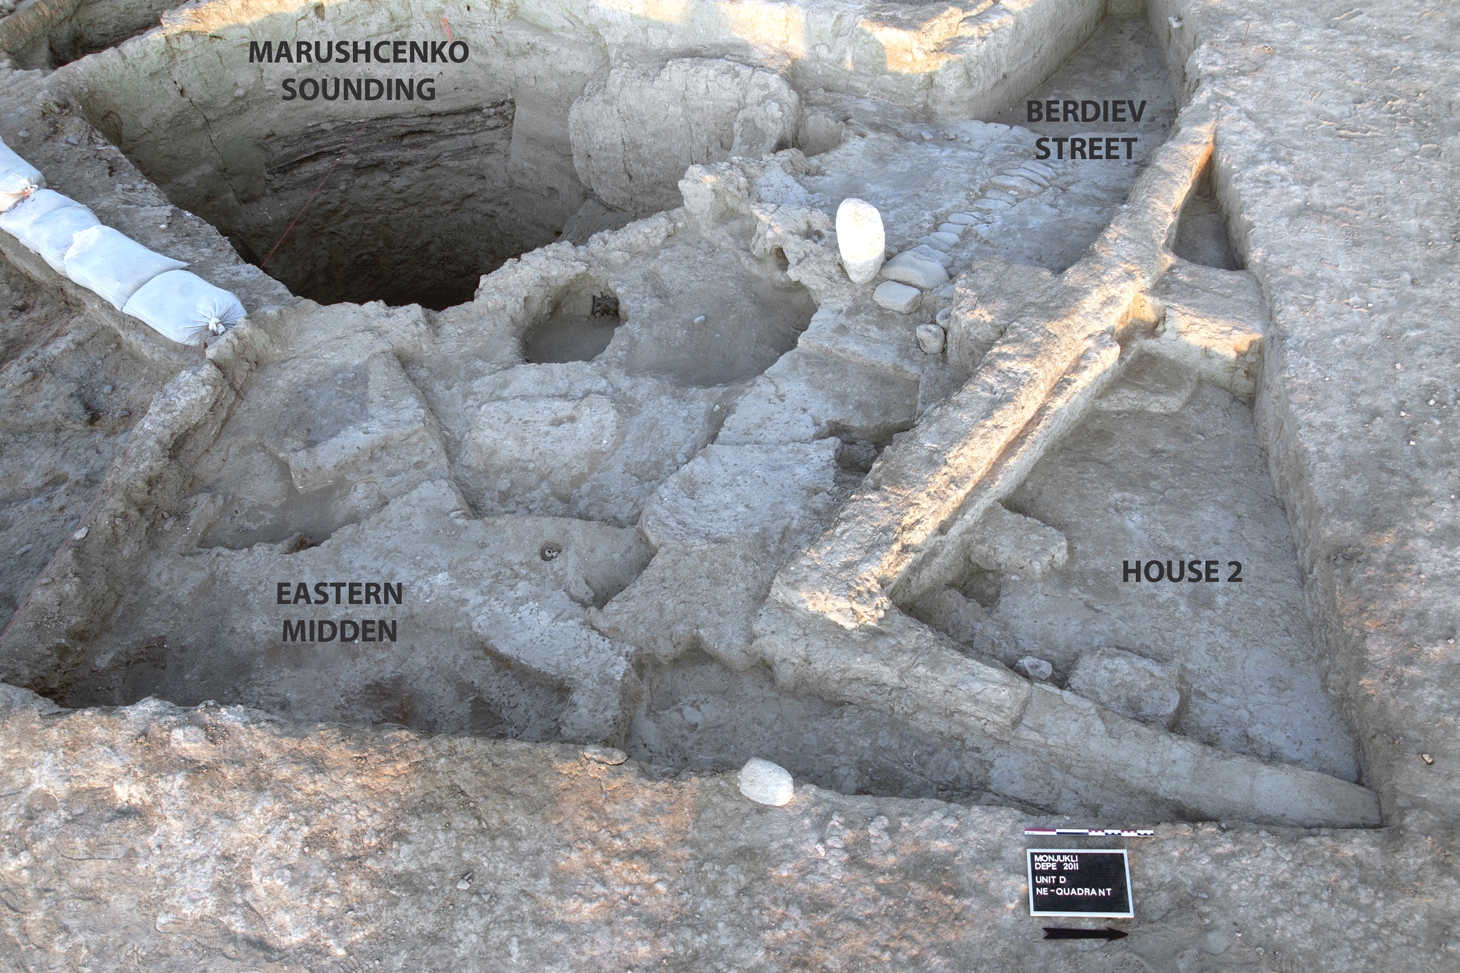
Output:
[1, 188, 101, 271]
[0, 137, 248, 346]
[63, 225, 187, 308]
[0, 139, 43, 211]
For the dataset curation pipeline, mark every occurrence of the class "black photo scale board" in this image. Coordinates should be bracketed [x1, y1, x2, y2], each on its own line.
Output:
[1027, 848, 1134, 918]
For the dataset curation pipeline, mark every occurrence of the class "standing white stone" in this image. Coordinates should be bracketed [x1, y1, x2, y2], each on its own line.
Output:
[738, 757, 795, 806]
[836, 198, 885, 284]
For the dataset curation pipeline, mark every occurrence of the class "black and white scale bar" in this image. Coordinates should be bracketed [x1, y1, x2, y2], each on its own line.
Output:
[1043, 927, 1128, 941]
[1025, 828, 1154, 837]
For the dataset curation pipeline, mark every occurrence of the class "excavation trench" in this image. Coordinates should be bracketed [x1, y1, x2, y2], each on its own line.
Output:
[1, 0, 1377, 824]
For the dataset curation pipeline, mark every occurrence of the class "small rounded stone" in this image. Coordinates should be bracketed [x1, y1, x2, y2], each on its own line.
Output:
[582, 745, 627, 765]
[836, 198, 886, 284]
[1015, 656, 1054, 681]
[737, 757, 795, 806]
[916, 323, 946, 355]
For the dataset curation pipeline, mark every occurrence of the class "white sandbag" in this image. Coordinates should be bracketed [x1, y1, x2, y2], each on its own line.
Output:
[121, 270, 246, 345]
[0, 172, 40, 213]
[0, 140, 44, 212]
[0, 140, 41, 181]
[63, 225, 186, 309]
[0, 189, 77, 238]
[17, 202, 100, 272]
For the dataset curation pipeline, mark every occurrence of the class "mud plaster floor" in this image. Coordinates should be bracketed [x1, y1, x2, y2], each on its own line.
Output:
[999, 377, 1357, 779]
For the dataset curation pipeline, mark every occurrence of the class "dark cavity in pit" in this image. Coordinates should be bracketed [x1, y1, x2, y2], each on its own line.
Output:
[237, 102, 547, 309]
[85, 99, 575, 310]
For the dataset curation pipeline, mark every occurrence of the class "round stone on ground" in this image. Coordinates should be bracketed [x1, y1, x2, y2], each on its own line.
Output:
[738, 757, 795, 806]
[1015, 656, 1053, 681]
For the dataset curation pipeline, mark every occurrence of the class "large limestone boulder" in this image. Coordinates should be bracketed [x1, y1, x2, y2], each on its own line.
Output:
[569, 58, 800, 212]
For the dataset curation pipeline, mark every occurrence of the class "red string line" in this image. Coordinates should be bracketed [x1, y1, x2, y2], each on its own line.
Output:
[259, 120, 369, 270]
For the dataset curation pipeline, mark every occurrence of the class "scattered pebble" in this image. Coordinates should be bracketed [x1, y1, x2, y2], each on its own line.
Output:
[1021, 159, 1057, 180]
[1422, 753, 1434, 765]
[946, 213, 978, 225]
[65, 135, 79, 146]
[582, 745, 627, 765]
[738, 757, 794, 806]
[991, 173, 1042, 196]
[693, 315, 706, 324]
[1015, 656, 1054, 681]
[72, 526, 88, 541]
[15, 545, 32, 556]
[907, 244, 952, 269]
[1015, 165, 1050, 187]
[456, 871, 473, 890]
[16, 130, 29, 139]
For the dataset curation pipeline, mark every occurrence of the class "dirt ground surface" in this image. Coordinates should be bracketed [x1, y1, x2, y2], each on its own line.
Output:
[0, 0, 1457, 969]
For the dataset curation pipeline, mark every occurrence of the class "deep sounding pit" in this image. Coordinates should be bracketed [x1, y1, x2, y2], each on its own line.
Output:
[75, 27, 607, 309]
